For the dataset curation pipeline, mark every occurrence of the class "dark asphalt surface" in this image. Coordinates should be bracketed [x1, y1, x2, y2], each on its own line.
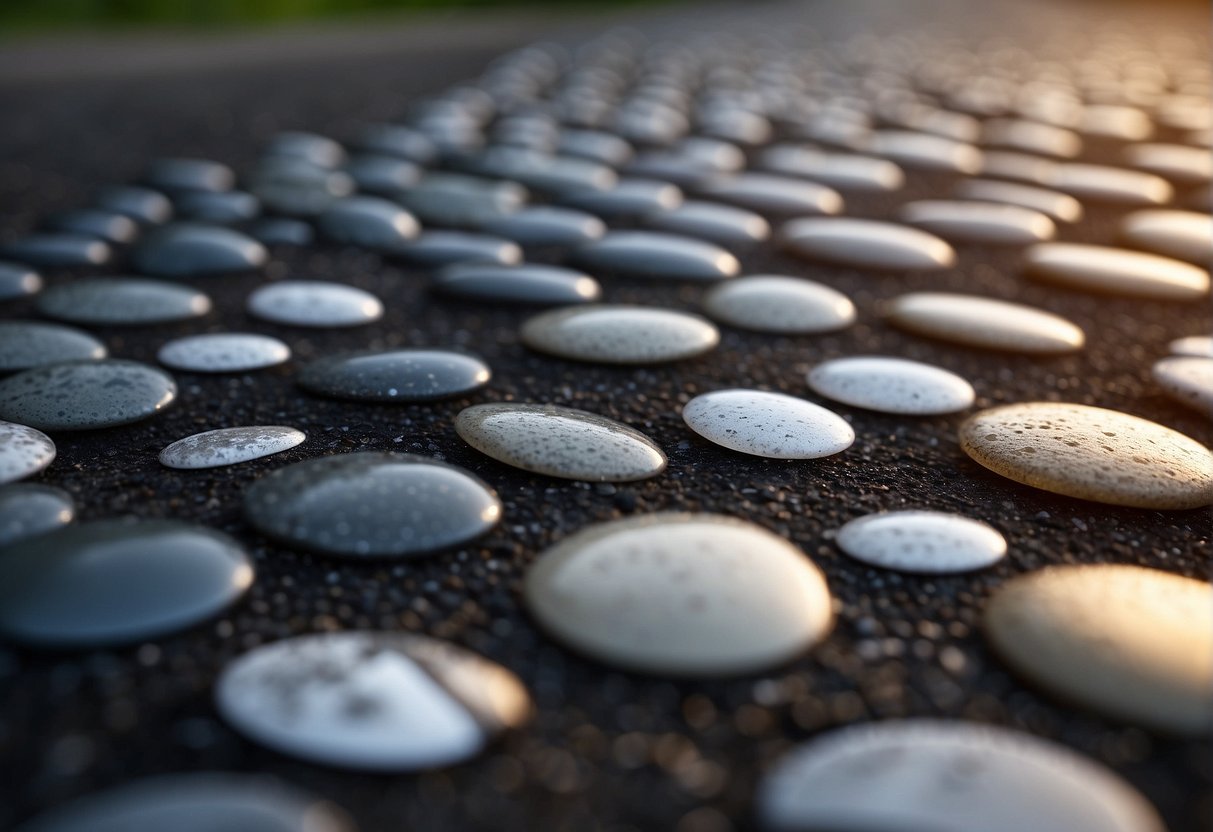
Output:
[0, 1, 1210, 830]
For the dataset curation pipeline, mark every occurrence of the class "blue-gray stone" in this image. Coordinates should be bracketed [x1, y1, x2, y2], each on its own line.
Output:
[132, 224, 267, 277]
[37, 277, 212, 325]
[43, 209, 139, 244]
[344, 154, 423, 195]
[93, 185, 173, 225]
[645, 200, 771, 248]
[144, 157, 235, 194]
[316, 196, 420, 250]
[0, 484, 74, 547]
[434, 263, 600, 305]
[0, 321, 107, 372]
[0, 234, 111, 268]
[391, 231, 522, 267]
[480, 207, 606, 247]
[247, 217, 314, 247]
[0, 262, 42, 301]
[0, 421, 56, 485]
[299, 348, 491, 402]
[561, 178, 683, 219]
[0, 360, 177, 431]
[354, 123, 438, 164]
[263, 131, 346, 169]
[175, 190, 261, 224]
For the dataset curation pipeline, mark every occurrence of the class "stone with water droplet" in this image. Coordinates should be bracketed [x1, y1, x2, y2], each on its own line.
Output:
[682, 389, 854, 459]
[158, 333, 291, 373]
[247, 281, 383, 328]
[298, 349, 491, 402]
[836, 510, 1006, 573]
[1025, 243, 1209, 300]
[521, 305, 720, 365]
[886, 292, 1085, 354]
[702, 275, 855, 334]
[0, 360, 177, 432]
[0, 421, 56, 485]
[0, 321, 107, 373]
[807, 356, 974, 415]
[159, 426, 306, 469]
[781, 218, 956, 271]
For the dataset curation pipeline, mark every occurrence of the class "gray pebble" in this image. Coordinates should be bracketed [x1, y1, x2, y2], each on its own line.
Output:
[0, 360, 177, 432]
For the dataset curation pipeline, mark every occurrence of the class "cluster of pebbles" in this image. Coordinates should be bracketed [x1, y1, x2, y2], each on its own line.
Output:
[1, 9, 1211, 832]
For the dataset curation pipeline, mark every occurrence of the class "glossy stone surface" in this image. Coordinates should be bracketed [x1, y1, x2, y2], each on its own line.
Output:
[562, 178, 684, 219]
[1170, 334, 1213, 358]
[37, 278, 212, 326]
[391, 232, 523, 268]
[682, 389, 854, 459]
[144, 157, 235, 194]
[1152, 356, 1213, 413]
[696, 174, 844, 216]
[899, 200, 1055, 245]
[455, 403, 666, 482]
[986, 565, 1212, 735]
[959, 402, 1213, 509]
[521, 305, 720, 364]
[215, 632, 530, 770]
[157, 333, 291, 373]
[93, 185, 173, 225]
[0, 262, 42, 301]
[1119, 209, 1212, 264]
[248, 217, 314, 247]
[316, 196, 420, 250]
[0, 234, 111, 268]
[44, 209, 139, 245]
[572, 231, 739, 280]
[15, 774, 355, 832]
[758, 720, 1164, 832]
[246, 281, 383, 328]
[1125, 143, 1213, 185]
[132, 224, 267, 277]
[954, 178, 1083, 223]
[480, 207, 606, 247]
[525, 513, 833, 676]
[395, 174, 525, 228]
[0, 360, 177, 432]
[243, 452, 501, 557]
[982, 118, 1082, 157]
[159, 426, 306, 469]
[0, 321, 107, 373]
[702, 275, 855, 334]
[759, 145, 904, 192]
[0, 484, 74, 547]
[868, 130, 982, 173]
[1044, 163, 1173, 205]
[433, 264, 600, 305]
[645, 201, 771, 248]
[0, 519, 252, 648]
[836, 510, 1006, 573]
[1025, 243, 1209, 300]
[885, 292, 1085, 354]
[807, 356, 975, 415]
[174, 190, 261, 224]
[0, 422, 56, 485]
[781, 218, 955, 270]
[299, 349, 491, 402]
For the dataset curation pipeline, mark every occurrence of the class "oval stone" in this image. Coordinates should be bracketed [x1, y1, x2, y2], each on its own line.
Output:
[1125, 143, 1212, 185]
[37, 278, 212, 326]
[214, 632, 530, 771]
[1170, 335, 1213, 358]
[144, 157, 235, 194]
[131, 224, 267, 277]
[558, 129, 633, 166]
[247, 281, 383, 328]
[696, 174, 844, 216]
[757, 720, 1164, 832]
[682, 389, 854, 459]
[264, 130, 346, 169]
[836, 510, 1006, 573]
[702, 275, 855, 334]
[158, 332, 291, 373]
[868, 130, 983, 173]
[93, 185, 173, 225]
[562, 178, 684, 219]
[524, 513, 833, 677]
[354, 123, 438, 163]
[15, 774, 354, 832]
[1119, 209, 1212, 264]
[391, 231, 523, 268]
[899, 200, 1056, 245]
[480, 207, 606, 247]
[298, 349, 491, 402]
[982, 118, 1083, 158]
[159, 426, 306, 469]
[343, 154, 422, 195]
[44, 209, 139, 245]
[0, 262, 42, 301]
[978, 150, 1058, 185]
[174, 190, 260, 224]
[1024, 243, 1209, 300]
[571, 231, 740, 280]
[0, 484, 73, 547]
[986, 564, 1212, 735]
[1153, 356, 1213, 413]
[0, 519, 252, 648]
[0, 421, 56, 485]
[0, 234, 111, 268]
[433, 264, 600, 305]
[521, 305, 720, 365]
[396, 174, 526, 228]
[243, 452, 500, 557]
[644, 201, 771, 248]
[248, 217, 314, 247]
[0, 321, 107, 372]
[807, 356, 975, 415]
[316, 196, 420, 250]
[0, 360, 176, 432]
[1044, 163, 1173, 205]
[954, 178, 1083, 223]
[781, 218, 956, 270]
[759, 145, 904, 192]
[885, 293, 1085, 354]
[959, 402, 1213, 509]
[454, 403, 666, 482]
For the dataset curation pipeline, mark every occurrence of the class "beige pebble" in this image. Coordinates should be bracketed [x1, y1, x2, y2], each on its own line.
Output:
[985, 564, 1213, 735]
[1119, 209, 1212, 264]
[1152, 356, 1213, 414]
[959, 402, 1213, 509]
[885, 292, 1085, 354]
[1025, 242, 1209, 301]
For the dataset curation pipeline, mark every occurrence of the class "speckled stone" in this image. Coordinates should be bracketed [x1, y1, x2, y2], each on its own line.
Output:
[1119, 209, 1212, 264]
[298, 349, 491, 402]
[757, 720, 1164, 832]
[524, 513, 833, 677]
[159, 426, 306, 469]
[702, 276, 855, 334]
[644, 201, 771, 248]
[0, 321, 107, 373]
[1152, 356, 1213, 414]
[835, 510, 1006, 573]
[243, 452, 501, 558]
[215, 632, 530, 771]
[954, 178, 1083, 223]
[986, 565, 1213, 735]
[316, 196, 420, 250]
[572, 231, 740, 280]
[0, 484, 74, 547]
[246, 281, 383, 328]
[0, 262, 42, 301]
[1025, 243, 1209, 301]
[1170, 335, 1213, 358]
[93, 185, 173, 225]
[0, 234, 111, 268]
[391, 232, 523, 268]
[899, 200, 1056, 245]
[37, 278, 212, 326]
[433, 264, 600, 305]
[44, 209, 139, 245]
[780, 218, 956, 270]
[1043, 163, 1172, 205]
[521, 305, 720, 365]
[807, 356, 975, 415]
[868, 130, 983, 173]
[131, 224, 267, 277]
[959, 402, 1213, 509]
[682, 389, 854, 459]
[480, 207, 607, 247]
[0, 421, 56, 485]
[696, 174, 844, 216]
[0, 519, 252, 648]
[0, 360, 177, 432]
[759, 145, 904, 192]
[15, 773, 355, 832]
[157, 333, 291, 373]
[454, 403, 666, 482]
[885, 292, 1085, 354]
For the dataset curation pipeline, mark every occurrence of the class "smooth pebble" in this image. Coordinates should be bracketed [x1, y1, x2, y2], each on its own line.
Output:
[1025, 243, 1209, 300]
[159, 426, 306, 469]
[0, 421, 56, 484]
[781, 218, 956, 270]
[899, 200, 1056, 245]
[37, 277, 211, 326]
[807, 356, 975, 415]
[702, 275, 855, 334]
[298, 349, 491, 402]
[885, 292, 1085, 354]
[835, 510, 1006, 573]
[132, 224, 267, 277]
[0, 484, 74, 547]
[0, 321, 107, 373]
[521, 305, 720, 365]
[682, 389, 854, 459]
[158, 333, 291, 373]
[433, 264, 600, 305]
[247, 281, 383, 328]
[0, 360, 177, 432]
[1119, 209, 1212, 264]
[1152, 356, 1213, 413]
